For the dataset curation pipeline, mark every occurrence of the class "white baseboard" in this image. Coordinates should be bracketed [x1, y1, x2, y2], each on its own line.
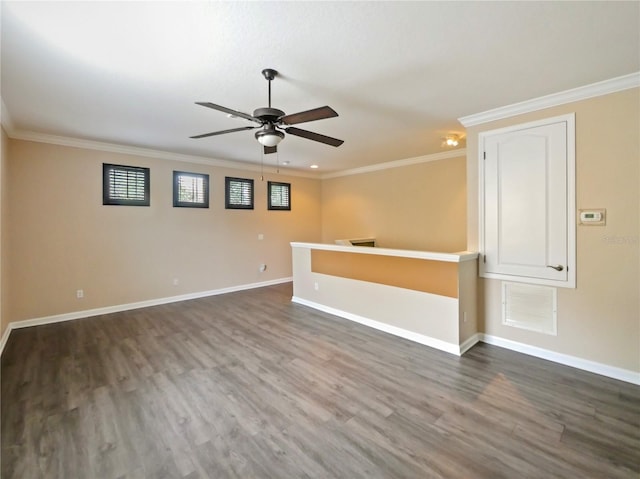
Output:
[3, 283, 637, 386]
[0, 277, 292, 356]
[460, 333, 481, 355]
[479, 333, 640, 386]
[292, 296, 464, 356]
[290, 299, 639, 385]
[0, 324, 12, 355]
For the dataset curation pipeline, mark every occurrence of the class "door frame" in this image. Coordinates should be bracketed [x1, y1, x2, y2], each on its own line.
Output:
[478, 113, 576, 288]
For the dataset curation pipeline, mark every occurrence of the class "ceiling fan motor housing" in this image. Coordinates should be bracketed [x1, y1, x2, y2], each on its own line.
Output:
[253, 107, 285, 123]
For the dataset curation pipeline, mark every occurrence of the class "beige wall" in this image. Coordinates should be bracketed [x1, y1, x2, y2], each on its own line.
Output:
[7, 139, 321, 322]
[4, 88, 638, 375]
[466, 88, 640, 372]
[0, 127, 8, 337]
[320, 156, 467, 252]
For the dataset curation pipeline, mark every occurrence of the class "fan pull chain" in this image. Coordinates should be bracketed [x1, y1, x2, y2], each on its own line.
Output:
[276, 150, 280, 174]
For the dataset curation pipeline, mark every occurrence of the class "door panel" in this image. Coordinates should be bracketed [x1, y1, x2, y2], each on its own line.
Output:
[480, 115, 574, 287]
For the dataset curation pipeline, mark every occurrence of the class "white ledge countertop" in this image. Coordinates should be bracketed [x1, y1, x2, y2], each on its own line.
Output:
[290, 242, 478, 263]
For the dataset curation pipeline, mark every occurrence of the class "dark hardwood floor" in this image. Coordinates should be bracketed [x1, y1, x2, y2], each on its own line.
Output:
[2, 282, 639, 478]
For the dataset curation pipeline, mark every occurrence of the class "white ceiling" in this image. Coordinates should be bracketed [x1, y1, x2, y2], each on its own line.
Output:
[2, 1, 639, 174]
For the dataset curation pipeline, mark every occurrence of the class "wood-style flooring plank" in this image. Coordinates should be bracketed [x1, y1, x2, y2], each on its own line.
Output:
[2, 282, 639, 478]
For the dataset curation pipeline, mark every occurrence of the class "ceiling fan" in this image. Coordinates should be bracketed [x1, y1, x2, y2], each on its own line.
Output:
[190, 69, 343, 154]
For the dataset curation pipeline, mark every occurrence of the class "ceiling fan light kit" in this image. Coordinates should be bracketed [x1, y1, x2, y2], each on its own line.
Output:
[255, 125, 284, 147]
[191, 68, 343, 155]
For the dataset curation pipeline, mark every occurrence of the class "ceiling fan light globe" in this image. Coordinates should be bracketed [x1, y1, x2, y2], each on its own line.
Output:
[255, 129, 284, 147]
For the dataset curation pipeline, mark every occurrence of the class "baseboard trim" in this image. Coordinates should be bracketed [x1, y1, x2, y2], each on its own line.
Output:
[0, 277, 292, 356]
[459, 333, 481, 355]
[0, 325, 12, 356]
[289, 299, 639, 384]
[291, 296, 463, 356]
[479, 333, 640, 386]
[3, 285, 637, 386]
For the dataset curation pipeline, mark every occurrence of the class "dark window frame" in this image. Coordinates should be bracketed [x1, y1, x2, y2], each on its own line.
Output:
[173, 171, 210, 208]
[225, 177, 254, 210]
[268, 181, 291, 211]
[103, 163, 150, 206]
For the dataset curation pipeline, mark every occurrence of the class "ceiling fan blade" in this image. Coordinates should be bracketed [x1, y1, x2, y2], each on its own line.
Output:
[280, 106, 338, 125]
[285, 127, 344, 147]
[264, 146, 277, 155]
[195, 102, 261, 124]
[190, 126, 256, 139]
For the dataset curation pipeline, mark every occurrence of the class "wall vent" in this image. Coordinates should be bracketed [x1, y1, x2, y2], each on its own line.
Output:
[502, 282, 557, 335]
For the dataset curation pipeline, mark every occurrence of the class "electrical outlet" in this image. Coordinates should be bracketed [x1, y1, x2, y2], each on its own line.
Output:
[259, 264, 267, 273]
[258, 233, 264, 240]
[314, 282, 319, 291]
[173, 278, 179, 286]
[76, 289, 84, 299]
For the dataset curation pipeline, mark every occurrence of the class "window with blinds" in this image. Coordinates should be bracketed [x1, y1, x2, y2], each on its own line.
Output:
[173, 171, 209, 208]
[268, 181, 291, 211]
[103, 163, 150, 206]
[225, 177, 254, 209]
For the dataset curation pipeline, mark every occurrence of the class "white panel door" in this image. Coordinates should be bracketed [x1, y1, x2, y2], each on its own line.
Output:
[480, 114, 575, 287]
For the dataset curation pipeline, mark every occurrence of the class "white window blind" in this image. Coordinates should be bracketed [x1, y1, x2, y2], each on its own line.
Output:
[226, 177, 254, 209]
[268, 181, 290, 210]
[103, 163, 150, 206]
[174, 171, 209, 208]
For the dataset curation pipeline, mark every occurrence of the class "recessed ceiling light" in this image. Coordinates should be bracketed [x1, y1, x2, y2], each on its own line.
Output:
[310, 164, 319, 169]
[282, 160, 290, 165]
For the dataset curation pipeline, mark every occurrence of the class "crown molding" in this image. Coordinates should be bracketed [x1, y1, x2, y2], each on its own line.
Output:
[4, 127, 320, 178]
[9, 128, 244, 168]
[321, 148, 466, 179]
[5, 123, 465, 180]
[9, 73, 634, 177]
[458, 72, 640, 127]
